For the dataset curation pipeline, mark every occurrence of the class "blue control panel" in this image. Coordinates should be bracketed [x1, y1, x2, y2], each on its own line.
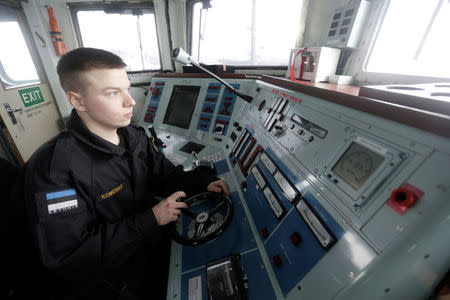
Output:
[197, 83, 222, 131]
[144, 81, 165, 124]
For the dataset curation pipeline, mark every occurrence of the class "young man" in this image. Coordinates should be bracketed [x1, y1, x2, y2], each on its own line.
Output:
[20, 47, 230, 299]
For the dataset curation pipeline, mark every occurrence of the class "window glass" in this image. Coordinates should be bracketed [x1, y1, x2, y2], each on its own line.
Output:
[0, 20, 39, 88]
[76, 10, 160, 71]
[191, 0, 301, 65]
[366, 0, 450, 78]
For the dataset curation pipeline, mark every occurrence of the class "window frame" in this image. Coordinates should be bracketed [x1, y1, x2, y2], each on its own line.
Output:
[186, 0, 296, 69]
[0, 4, 45, 90]
[69, 2, 162, 74]
[346, 0, 450, 85]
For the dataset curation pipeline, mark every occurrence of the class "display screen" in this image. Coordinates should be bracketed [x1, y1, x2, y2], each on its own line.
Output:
[163, 85, 200, 129]
[332, 142, 385, 191]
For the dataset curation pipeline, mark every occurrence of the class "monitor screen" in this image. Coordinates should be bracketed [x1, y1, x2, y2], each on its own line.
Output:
[331, 142, 385, 191]
[163, 85, 200, 129]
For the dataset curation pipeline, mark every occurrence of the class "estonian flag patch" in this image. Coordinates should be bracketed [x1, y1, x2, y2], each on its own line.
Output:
[46, 189, 78, 215]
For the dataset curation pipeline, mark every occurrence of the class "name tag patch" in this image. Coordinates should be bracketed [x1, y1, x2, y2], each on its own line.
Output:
[100, 184, 124, 200]
[46, 189, 78, 215]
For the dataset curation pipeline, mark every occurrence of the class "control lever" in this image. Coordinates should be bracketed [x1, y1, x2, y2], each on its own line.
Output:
[192, 151, 216, 175]
[274, 124, 286, 137]
[148, 126, 166, 148]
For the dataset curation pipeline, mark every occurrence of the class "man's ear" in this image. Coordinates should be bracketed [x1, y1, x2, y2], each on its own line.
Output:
[67, 91, 87, 111]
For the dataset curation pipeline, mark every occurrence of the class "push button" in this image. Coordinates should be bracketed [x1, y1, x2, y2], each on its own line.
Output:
[272, 255, 282, 267]
[290, 232, 302, 246]
[261, 228, 269, 239]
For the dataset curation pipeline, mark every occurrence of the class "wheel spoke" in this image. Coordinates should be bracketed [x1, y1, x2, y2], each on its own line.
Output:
[209, 200, 226, 216]
[181, 208, 197, 219]
[195, 222, 205, 238]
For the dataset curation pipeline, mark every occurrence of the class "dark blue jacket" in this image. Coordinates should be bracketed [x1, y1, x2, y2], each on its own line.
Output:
[21, 110, 215, 288]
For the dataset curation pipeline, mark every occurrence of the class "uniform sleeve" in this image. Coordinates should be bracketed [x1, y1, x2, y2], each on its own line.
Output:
[22, 149, 161, 281]
[146, 140, 219, 198]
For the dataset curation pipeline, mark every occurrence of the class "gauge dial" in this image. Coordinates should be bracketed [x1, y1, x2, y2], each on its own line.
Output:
[332, 142, 385, 191]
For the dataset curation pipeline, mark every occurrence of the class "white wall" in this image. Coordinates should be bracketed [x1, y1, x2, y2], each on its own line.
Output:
[301, 0, 349, 47]
[22, 0, 75, 118]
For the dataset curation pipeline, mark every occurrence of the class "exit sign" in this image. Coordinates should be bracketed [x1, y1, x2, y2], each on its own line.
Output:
[18, 86, 45, 108]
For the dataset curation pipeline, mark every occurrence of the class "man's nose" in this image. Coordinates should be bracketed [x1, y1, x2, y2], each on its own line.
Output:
[124, 93, 136, 107]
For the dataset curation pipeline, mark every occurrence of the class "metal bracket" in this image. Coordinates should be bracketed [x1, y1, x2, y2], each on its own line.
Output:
[3, 103, 21, 125]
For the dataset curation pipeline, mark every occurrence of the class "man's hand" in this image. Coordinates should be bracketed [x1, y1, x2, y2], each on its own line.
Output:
[207, 179, 230, 196]
[152, 191, 188, 226]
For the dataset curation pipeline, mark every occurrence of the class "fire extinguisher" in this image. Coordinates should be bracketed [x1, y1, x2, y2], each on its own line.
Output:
[46, 6, 66, 56]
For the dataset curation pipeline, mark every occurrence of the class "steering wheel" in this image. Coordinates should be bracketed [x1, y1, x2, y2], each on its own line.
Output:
[172, 192, 233, 246]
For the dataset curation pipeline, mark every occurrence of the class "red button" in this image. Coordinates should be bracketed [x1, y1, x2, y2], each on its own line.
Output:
[290, 232, 302, 246]
[387, 183, 423, 215]
[272, 255, 282, 267]
[261, 228, 269, 239]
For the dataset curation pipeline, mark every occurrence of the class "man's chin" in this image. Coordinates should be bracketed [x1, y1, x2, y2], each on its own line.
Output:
[119, 119, 132, 128]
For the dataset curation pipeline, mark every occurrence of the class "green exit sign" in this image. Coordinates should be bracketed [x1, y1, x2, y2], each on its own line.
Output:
[18, 86, 45, 108]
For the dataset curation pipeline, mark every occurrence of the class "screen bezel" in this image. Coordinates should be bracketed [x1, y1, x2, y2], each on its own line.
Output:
[163, 85, 200, 129]
[323, 135, 403, 207]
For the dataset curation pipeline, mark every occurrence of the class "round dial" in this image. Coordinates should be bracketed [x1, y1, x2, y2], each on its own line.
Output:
[339, 151, 373, 182]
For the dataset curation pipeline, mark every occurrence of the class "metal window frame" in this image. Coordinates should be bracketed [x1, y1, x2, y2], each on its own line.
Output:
[68, 2, 163, 74]
[0, 3, 44, 90]
[354, 0, 450, 83]
[186, 0, 294, 68]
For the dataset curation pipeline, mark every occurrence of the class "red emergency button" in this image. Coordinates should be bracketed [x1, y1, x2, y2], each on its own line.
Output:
[387, 183, 423, 215]
[290, 232, 302, 246]
[261, 228, 269, 239]
[272, 255, 282, 267]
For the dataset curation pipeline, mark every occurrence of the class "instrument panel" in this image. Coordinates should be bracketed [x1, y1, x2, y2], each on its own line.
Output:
[138, 74, 450, 300]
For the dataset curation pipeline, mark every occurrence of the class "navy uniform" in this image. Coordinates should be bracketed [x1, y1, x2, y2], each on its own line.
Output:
[20, 110, 217, 298]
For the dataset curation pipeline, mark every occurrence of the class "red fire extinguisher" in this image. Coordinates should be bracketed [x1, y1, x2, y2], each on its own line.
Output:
[47, 6, 66, 56]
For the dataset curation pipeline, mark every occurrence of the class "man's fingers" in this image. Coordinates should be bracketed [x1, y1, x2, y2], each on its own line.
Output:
[213, 180, 230, 196]
[173, 201, 188, 209]
[219, 180, 230, 195]
[168, 191, 186, 201]
[211, 185, 221, 193]
[166, 191, 188, 209]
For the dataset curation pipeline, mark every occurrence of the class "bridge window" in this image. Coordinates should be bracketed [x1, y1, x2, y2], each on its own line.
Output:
[366, 0, 450, 78]
[71, 4, 161, 72]
[0, 6, 40, 89]
[190, 0, 302, 66]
